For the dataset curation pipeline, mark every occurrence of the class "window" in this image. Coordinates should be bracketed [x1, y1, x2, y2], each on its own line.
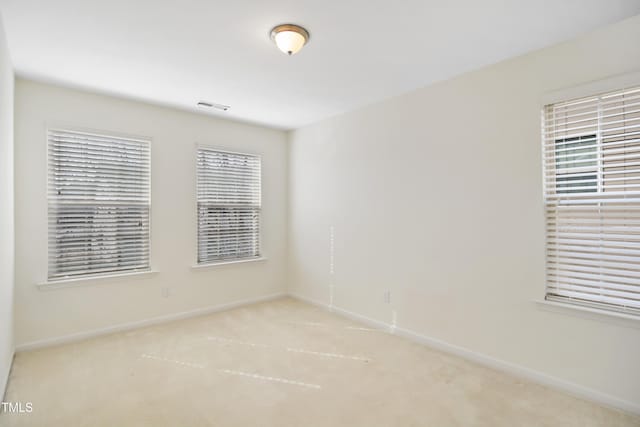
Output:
[48, 129, 151, 280]
[196, 147, 261, 264]
[554, 135, 597, 194]
[543, 85, 640, 315]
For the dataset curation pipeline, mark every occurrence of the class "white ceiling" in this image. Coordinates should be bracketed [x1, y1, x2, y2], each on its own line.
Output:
[1, 1, 639, 130]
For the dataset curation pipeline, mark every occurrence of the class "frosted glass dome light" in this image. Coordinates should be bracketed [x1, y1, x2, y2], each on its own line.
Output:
[270, 24, 310, 56]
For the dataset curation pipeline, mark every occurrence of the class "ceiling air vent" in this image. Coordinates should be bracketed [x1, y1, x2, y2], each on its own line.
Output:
[197, 101, 230, 111]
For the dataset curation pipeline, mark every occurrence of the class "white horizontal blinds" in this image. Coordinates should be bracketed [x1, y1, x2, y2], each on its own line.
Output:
[197, 148, 261, 263]
[543, 86, 640, 315]
[48, 129, 151, 279]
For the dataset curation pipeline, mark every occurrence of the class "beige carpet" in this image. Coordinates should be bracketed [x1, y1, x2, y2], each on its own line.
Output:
[1, 297, 638, 426]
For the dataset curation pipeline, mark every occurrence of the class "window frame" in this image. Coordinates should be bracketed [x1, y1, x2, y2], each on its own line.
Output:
[540, 80, 640, 318]
[194, 144, 263, 266]
[46, 126, 153, 282]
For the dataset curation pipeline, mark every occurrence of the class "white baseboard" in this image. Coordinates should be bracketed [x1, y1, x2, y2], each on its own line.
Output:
[288, 293, 640, 416]
[1, 349, 14, 401]
[15, 292, 287, 352]
[291, 293, 392, 331]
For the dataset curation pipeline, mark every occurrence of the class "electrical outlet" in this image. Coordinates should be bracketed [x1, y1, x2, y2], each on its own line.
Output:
[383, 290, 391, 304]
[162, 287, 170, 298]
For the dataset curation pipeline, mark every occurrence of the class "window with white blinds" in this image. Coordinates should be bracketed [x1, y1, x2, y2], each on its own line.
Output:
[196, 147, 261, 264]
[543, 85, 640, 315]
[48, 129, 151, 280]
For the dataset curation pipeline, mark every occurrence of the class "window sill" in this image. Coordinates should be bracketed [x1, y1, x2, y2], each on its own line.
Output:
[534, 299, 640, 328]
[191, 257, 267, 270]
[38, 270, 159, 291]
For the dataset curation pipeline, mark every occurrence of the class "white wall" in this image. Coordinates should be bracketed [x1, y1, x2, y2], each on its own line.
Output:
[288, 15, 640, 410]
[14, 80, 288, 346]
[0, 14, 14, 398]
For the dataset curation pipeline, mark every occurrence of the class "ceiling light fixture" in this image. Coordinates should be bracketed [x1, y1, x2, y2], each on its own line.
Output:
[270, 24, 310, 56]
